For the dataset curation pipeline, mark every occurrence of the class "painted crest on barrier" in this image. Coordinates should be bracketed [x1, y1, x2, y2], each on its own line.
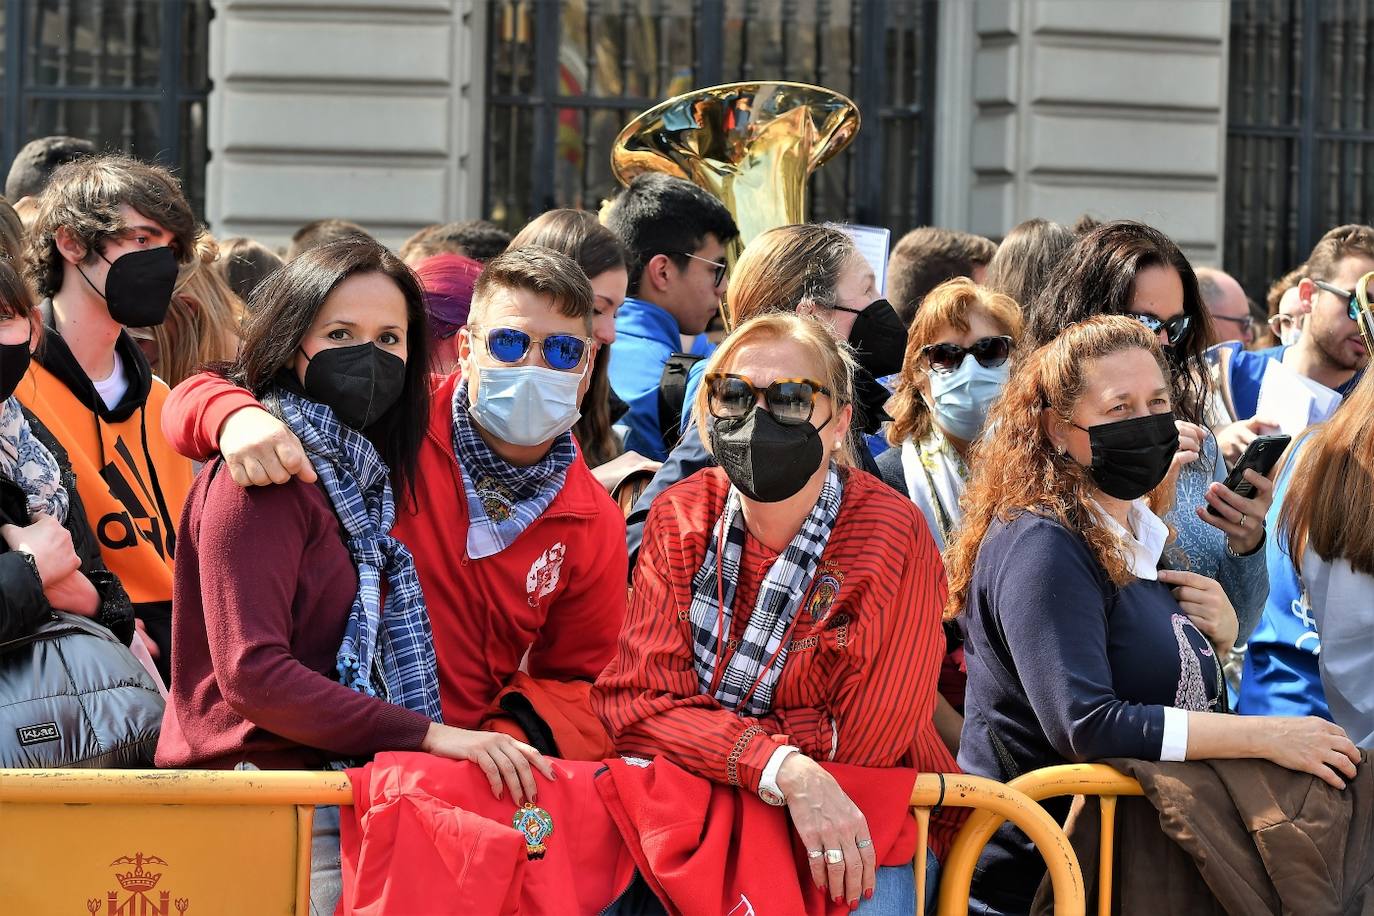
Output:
[88, 852, 190, 915]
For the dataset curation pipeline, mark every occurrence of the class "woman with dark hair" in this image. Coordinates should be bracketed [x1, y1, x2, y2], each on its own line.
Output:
[216, 236, 284, 309]
[1026, 220, 1272, 641]
[948, 315, 1358, 914]
[982, 217, 1074, 315]
[154, 238, 554, 912]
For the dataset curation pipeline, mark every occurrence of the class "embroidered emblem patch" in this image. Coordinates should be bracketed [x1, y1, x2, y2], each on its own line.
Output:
[513, 802, 555, 860]
[476, 475, 516, 522]
[805, 572, 843, 623]
[526, 542, 566, 607]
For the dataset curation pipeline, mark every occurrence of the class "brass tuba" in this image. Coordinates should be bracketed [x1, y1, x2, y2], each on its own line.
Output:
[610, 81, 860, 260]
[1357, 270, 1374, 356]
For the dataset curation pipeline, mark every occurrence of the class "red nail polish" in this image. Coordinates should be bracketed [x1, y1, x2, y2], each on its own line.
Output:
[834, 895, 843, 905]
[848, 901, 858, 911]
[864, 888, 874, 900]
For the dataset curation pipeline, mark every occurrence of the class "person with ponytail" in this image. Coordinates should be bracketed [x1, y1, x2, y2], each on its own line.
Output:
[948, 315, 1358, 914]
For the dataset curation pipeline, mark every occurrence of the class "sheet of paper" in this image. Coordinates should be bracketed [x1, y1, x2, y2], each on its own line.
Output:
[838, 224, 891, 295]
[1255, 355, 1343, 435]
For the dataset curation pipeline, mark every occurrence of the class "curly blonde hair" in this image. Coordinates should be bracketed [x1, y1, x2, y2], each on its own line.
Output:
[943, 315, 1173, 616]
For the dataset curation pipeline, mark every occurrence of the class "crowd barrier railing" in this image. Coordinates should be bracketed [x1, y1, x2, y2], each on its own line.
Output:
[2, 766, 1091, 915]
[911, 772, 1086, 916]
[938, 764, 1144, 916]
[0, 768, 352, 914]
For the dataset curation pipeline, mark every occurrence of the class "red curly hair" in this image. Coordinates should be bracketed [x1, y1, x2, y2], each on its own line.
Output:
[944, 315, 1173, 616]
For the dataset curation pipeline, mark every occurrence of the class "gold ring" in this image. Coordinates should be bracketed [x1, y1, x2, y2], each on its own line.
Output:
[1239, 514, 1247, 527]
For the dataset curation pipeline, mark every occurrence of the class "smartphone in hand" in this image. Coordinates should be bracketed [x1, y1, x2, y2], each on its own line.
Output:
[1206, 433, 1291, 515]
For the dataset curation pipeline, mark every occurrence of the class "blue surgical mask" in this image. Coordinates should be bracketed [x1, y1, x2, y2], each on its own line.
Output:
[926, 355, 1010, 442]
[470, 363, 583, 447]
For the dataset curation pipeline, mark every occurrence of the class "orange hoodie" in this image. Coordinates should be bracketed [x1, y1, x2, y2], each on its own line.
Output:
[16, 304, 192, 680]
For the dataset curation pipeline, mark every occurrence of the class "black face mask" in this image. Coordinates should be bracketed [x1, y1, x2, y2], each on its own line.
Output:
[1074, 411, 1179, 501]
[0, 336, 31, 402]
[837, 298, 906, 378]
[709, 407, 830, 503]
[78, 246, 179, 328]
[301, 341, 407, 431]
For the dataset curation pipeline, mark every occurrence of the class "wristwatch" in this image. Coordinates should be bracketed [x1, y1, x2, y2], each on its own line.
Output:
[758, 745, 800, 806]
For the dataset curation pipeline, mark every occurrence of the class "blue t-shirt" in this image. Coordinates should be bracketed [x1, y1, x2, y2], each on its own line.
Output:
[1236, 435, 1329, 720]
[608, 297, 682, 461]
[1230, 345, 1364, 420]
[959, 512, 1223, 912]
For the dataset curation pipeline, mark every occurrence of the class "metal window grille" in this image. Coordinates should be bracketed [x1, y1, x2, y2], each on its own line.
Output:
[0, 0, 211, 217]
[485, 0, 938, 234]
[1225, 0, 1374, 301]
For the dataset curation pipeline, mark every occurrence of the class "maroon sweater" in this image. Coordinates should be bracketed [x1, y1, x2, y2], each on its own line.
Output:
[156, 465, 431, 770]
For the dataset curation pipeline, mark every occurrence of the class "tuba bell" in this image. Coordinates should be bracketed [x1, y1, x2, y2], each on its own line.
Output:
[1357, 270, 1374, 355]
[610, 81, 860, 261]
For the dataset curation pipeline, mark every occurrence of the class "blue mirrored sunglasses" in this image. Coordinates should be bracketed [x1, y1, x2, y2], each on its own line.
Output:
[480, 326, 588, 371]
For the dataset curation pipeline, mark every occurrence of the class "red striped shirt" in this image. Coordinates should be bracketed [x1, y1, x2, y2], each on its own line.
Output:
[593, 466, 957, 795]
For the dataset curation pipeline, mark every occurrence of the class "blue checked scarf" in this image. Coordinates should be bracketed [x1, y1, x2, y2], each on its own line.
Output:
[689, 466, 845, 716]
[0, 396, 68, 521]
[271, 386, 443, 723]
[450, 384, 576, 559]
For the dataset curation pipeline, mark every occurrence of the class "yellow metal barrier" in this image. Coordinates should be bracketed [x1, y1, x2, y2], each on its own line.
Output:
[939, 764, 1143, 916]
[0, 768, 352, 915]
[0, 767, 1087, 915]
[909, 773, 1086, 916]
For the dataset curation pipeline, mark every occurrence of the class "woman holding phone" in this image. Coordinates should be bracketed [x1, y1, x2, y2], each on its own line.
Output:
[1026, 221, 1275, 641]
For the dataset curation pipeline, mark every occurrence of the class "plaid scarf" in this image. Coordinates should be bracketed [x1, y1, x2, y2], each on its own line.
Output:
[450, 383, 576, 559]
[0, 396, 68, 521]
[689, 466, 844, 716]
[271, 386, 443, 723]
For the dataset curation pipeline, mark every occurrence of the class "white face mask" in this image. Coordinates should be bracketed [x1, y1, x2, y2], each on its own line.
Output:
[926, 356, 1010, 442]
[470, 363, 584, 447]
[1279, 324, 1302, 347]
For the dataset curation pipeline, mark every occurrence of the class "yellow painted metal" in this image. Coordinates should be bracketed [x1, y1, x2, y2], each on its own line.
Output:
[938, 764, 1143, 916]
[0, 769, 352, 915]
[909, 773, 1085, 916]
[1098, 795, 1119, 915]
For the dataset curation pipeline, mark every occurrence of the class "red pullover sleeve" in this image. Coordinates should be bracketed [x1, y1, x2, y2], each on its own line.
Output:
[195, 476, 431, 757]
[593, 498, 781, 792]
[162, 371, 263, 462]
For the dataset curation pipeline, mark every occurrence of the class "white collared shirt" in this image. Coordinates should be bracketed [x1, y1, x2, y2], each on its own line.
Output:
[1090, 497, 1189, 760]
[1090, 498, 1169, 581]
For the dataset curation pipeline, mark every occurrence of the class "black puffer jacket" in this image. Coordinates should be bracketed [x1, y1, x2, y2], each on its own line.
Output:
[0, 407, 134, 645]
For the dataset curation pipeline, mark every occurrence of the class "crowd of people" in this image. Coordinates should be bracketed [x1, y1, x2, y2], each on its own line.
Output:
[0, 133, 1371, 915]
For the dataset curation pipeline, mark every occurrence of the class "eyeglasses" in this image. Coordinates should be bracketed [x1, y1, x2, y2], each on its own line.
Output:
[672, 251, 728, 287]
[1211, 313, 1255, 335]
[1127, 312, 1192, 346]
[705, 372, 833, 426]
[474, 326, 589, 372]
[1266, 313, 1297, 335]
[919, 336, 1013, 375]
[1314, 279, 1360, 321]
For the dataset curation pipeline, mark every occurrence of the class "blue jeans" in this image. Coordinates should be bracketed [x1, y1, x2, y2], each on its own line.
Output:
[855, 850, 940, 916]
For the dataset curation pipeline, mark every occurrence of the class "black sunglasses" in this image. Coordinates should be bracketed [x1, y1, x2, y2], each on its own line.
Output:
[920, 336, 1013, 374]
[1127, 312, 1192, 346]
[705, 372, 833, 426]
[475, 326, 589, 371]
